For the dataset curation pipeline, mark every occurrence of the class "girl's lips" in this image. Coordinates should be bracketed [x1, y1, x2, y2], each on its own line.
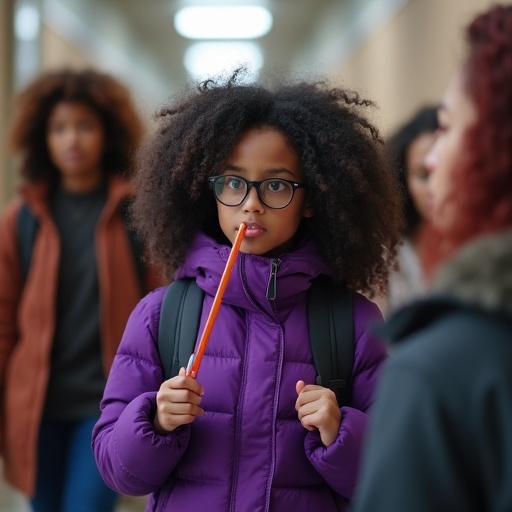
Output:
[241, 223, 266, 238]
[63, 151, 86, 162]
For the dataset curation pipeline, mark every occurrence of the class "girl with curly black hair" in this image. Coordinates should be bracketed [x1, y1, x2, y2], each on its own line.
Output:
[385, 106, 438, 312]
[0, 69, 160, 512]
[93, 73, 401, 512]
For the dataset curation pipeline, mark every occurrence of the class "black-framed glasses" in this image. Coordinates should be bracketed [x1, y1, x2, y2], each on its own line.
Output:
[208, 175, 306, 209]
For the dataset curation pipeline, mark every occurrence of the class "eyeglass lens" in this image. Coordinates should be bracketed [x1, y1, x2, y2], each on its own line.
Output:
[213, 176, 294, 208]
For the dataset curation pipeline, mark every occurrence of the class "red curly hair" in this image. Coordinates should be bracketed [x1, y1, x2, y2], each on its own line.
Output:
[425, 5, 512, 272]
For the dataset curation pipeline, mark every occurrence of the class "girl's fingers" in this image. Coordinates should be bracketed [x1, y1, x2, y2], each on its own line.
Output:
[295, 388, 325, 410]
[161, 402, 204, 417]
[163, 389, 201, 405]
[296, 380, 306, 395]
[297, 400, 321, 421]
[166, 371, 204, 396]
[160, 388, 203, 406]
[300, 410, 323, 430]
[159, 414, 197, 431]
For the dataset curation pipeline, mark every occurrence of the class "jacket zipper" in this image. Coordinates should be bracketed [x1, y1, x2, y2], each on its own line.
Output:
[228, 322, 250, 512]
[232, 255, 284, 511]
[265, 258, 281, 301]
[264, 326, 284, 511]
[229, 254, 255, 512]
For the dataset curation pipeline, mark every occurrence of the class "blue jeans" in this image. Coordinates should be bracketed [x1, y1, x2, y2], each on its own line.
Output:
[31, 417, 118, 512]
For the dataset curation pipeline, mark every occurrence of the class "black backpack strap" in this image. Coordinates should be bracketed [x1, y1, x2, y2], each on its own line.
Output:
[158, 279, 204, 380]
[16, 203, 39, 282]
[308, 278, 354, 406]
[119, 199, 146, 293]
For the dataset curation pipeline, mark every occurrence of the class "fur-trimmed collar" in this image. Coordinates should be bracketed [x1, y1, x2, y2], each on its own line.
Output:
[432, 230, 512, 317]
[380, 231, 512, 344]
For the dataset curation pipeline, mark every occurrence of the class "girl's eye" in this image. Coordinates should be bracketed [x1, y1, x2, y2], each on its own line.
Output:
[226, 177, 243, 190]
[415, 169, 430, 182]
[49, 123, 66, 134]
[267, 180, 286, 192]
[78, 120, 95, 132]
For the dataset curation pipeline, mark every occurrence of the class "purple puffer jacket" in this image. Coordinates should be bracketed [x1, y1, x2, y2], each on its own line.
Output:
[93, 232, 386, 512]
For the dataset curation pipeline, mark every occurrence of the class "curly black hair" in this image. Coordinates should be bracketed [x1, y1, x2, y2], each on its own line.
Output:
[133, 71, 402, 294]
[387, 106, 438, 236]
[9, 68, 144, 186]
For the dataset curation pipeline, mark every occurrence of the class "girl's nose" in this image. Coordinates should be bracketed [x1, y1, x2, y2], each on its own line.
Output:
[242, 186, 264, 212]
[424, 141, 438, 173]
[62, 127, 79, 147]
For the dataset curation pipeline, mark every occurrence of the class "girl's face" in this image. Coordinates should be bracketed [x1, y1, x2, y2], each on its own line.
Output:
[406, 131, 436, 222]
[215, 126, 312, 256]
[47, 101, 105, 189]
[425, 70, 477, 228]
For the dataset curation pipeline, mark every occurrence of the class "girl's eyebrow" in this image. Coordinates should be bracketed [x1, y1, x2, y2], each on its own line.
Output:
[266, 168, 296, 178]
[222, 164, 244, 173]
[222, 164, 296, 178]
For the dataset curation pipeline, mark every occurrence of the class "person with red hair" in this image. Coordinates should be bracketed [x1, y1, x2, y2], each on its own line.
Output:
[353, 5, 512, 511]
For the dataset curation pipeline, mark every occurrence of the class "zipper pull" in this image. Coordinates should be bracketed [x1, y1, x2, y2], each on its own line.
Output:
[266, 258, 281, 300]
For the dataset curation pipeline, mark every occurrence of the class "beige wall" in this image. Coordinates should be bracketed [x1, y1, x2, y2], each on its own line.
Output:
[41, 23, 93, 70]
[0, 0, 14, 209]
[336, 0, 511, 136]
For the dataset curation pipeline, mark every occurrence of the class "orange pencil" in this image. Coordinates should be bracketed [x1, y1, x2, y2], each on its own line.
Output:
[186, 222, 247, 378]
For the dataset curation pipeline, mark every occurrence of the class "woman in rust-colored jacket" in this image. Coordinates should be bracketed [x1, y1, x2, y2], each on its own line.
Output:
[0, 69, 160, 512]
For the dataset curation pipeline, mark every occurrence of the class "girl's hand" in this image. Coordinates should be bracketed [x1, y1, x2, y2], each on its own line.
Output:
[295, 380, 341, 447]
[154, 368, 205, 434]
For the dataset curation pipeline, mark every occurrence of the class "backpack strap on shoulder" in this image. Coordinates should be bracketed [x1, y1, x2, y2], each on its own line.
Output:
[308, 277, 354, 406]
[158, 279, 204, 380]
[16, 203, 39, 282]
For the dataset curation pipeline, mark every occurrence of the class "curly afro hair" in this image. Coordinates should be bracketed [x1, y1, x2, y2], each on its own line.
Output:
[9, 68, 144, 186]
[133, 71, 402, 295]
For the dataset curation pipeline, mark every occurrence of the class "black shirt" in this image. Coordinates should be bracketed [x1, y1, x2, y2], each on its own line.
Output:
[44, 184, 107, 420]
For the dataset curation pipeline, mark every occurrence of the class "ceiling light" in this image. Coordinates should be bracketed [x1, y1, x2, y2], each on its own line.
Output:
[15, 4, 40, 41]
[174, 5, 273, 39]
[183, 41, 263, 81]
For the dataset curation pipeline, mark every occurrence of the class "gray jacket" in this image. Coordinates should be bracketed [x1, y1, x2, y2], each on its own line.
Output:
[353, 231, 512, 512]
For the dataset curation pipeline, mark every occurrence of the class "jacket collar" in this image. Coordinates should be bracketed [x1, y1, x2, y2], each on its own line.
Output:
[432, 230, 512, 316]
[19, 176, 133, 220]
[174, 231, 332, 319]
[383, 230, 512, 343]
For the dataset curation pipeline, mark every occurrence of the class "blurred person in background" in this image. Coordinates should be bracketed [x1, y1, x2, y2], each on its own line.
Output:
[0, 69, 160, 512]
[353, 4, 512, 511]
[384, 106, 438, 313]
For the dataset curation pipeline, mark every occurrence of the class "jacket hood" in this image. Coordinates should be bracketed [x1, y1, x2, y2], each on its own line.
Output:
[382, 230, 512, 343]
[174, 231, 332, 320]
